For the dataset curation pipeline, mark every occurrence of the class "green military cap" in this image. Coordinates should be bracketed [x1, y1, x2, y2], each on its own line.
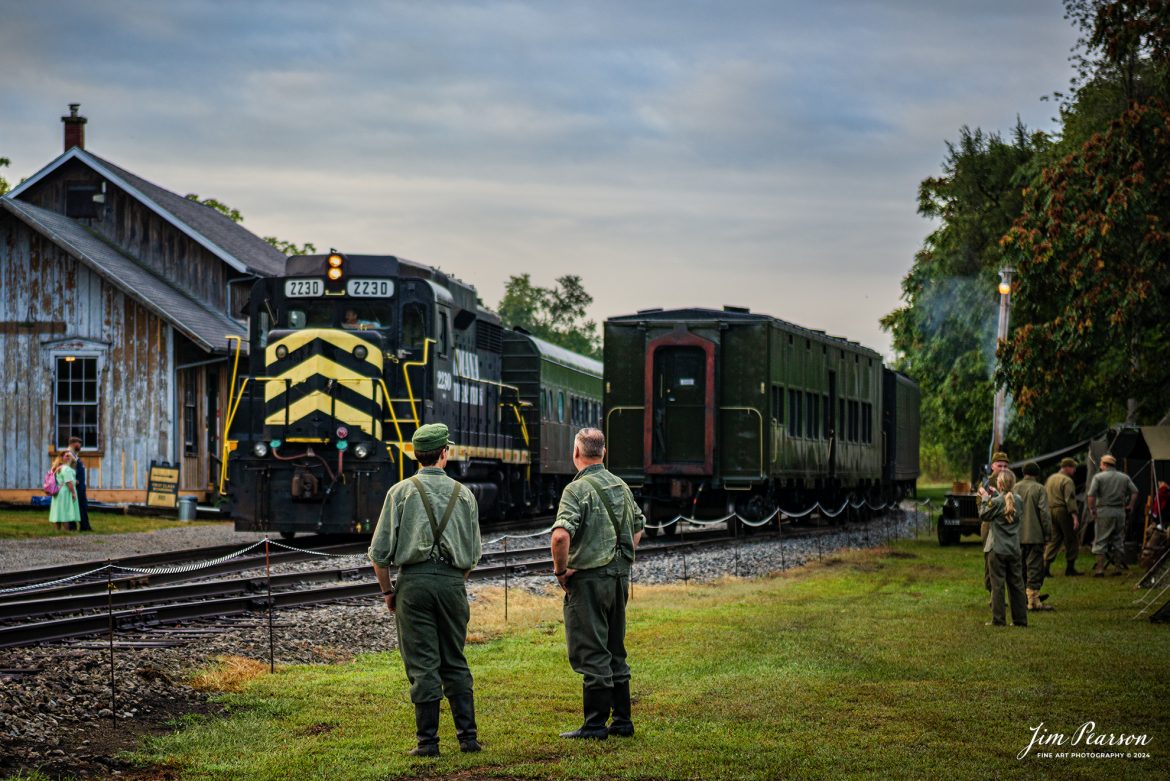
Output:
[991, 451, 1010, 464]
[412, 423, 450, 452]
[1023, 461, 1040, 476]
[1060, 457, 1077, 469]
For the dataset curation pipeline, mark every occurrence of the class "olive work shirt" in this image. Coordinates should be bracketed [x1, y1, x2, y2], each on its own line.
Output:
[980, 492, 1023, 558]
[553, 464, 646, 571]
[1087, 468, 1138, 509]
[367, 467, 482, 571]
[1016, 476, 1052, 545]
[1045, 472, 1077, 515]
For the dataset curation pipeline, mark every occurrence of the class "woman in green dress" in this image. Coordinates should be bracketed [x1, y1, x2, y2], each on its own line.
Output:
[49, 451, 80, 530]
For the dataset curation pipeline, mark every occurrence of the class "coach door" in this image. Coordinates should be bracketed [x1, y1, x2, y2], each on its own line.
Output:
[645, 331, 715, 475]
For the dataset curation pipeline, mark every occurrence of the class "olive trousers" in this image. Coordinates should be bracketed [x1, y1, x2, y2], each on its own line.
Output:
[394, 561, 473, 704]
[1021, 543, 1046, 590]
[564, 560, 631, 690]
[1044, 507, 1079, 568]
[988, 551, 1027, 626]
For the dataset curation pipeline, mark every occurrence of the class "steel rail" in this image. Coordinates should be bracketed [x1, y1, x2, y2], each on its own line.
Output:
[0, 513, 907, 648]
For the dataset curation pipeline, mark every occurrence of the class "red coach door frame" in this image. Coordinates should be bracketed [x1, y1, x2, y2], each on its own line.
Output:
[644, 328, 716, 475]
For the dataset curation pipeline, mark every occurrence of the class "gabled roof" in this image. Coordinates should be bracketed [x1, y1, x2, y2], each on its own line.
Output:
[1, 199, 245, 353]
[4, 147, 286, 277]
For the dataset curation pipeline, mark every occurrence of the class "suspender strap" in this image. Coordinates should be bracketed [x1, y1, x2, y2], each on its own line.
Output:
[583, 475, 624, 545]
[409, 476, 463, 560]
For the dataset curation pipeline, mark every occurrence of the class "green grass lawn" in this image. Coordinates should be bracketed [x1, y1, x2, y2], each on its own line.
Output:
[0, 509, 220, 539]
[126, 533, 1168, 781]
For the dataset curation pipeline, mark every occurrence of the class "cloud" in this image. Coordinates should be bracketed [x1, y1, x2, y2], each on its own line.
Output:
[0, 0, 1078, 356]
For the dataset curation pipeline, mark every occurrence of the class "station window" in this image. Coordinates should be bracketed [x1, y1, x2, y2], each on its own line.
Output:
[183, 382, 198, 457]
[55, 356, 99, 449]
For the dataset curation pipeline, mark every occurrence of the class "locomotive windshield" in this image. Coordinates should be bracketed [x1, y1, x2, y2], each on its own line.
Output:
[284, 301, 393, 331]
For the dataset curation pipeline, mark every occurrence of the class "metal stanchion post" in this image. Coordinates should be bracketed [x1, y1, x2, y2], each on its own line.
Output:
[503, 537, 509, 624]
[265, 538, 275, 673]
[734, 537, 740, 577]
[683, 551, 689, 587]
[106, 562, 116, 722]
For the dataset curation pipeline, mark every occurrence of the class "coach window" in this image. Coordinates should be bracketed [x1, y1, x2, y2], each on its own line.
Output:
[558, 391, 566, 423]
[822, 394, 830, 440]
[55, 356, 100, 449]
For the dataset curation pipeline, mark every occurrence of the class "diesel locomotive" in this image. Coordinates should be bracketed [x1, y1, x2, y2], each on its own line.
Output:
[224, 253, 602, 536]
[602, 307, 919, 528]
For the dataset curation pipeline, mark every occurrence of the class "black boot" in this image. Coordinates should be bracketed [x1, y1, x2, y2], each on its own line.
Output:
[449, 692, 481, 752]
[1042, 562, 1053, 579]
[609, 680, 634, 737]
[408, 700, 440, 757]
[560, 686, 611, 739]
[1065, 562, 1083, 577]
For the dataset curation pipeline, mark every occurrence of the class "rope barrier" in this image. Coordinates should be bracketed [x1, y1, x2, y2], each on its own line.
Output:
[0, 565, 114, 595]
[111, 540, 268, 575]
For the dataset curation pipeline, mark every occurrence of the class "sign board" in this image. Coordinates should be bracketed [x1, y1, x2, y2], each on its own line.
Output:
[146, 461, 180, 508]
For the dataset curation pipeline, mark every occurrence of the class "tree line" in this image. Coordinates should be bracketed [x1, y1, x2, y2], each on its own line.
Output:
[882, 0, 1170, 478]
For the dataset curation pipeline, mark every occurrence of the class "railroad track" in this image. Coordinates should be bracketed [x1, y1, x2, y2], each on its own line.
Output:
[0, 513, 907, 649]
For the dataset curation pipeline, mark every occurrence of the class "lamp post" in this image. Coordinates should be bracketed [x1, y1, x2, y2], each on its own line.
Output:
[991, 267, 1014, 458]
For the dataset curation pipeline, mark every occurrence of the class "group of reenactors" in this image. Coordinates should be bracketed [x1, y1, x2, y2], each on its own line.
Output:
[978, 450, 1138, 627]
[367, 423, 643, 756]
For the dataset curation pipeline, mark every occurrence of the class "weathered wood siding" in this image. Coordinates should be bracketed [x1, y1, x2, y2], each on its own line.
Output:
[0, 213, 174, 496]
[19, 159, 231, 313]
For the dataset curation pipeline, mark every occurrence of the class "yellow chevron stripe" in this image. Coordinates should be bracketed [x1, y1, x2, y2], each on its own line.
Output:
[265, 391, 383, 440]
[267, 329, 383, 370]
[263, 354, 381, 402]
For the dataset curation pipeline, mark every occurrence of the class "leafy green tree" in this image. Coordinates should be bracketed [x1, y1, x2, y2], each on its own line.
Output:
[498, 273, 601, 358]
[0, 157, 11, 196]
[185, 193, 315, 255]
[881, 125, 1045, 475]
[1002, 1, 1170, 428]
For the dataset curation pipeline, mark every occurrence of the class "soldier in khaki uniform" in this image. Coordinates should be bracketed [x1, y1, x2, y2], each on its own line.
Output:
[1086, 454, 1138, 576]
[1017, 462, 1053, 611]
[369, 423, 483, 756]
[551, 428, 646, 740]
[1044, 458, 1082, 576]
[979, 451, 1012, 595]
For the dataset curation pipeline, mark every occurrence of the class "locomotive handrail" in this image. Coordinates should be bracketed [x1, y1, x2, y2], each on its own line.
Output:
[219, 334, 245, 494]
[720, 406, 765, 479]
[401, 338, 436, 427]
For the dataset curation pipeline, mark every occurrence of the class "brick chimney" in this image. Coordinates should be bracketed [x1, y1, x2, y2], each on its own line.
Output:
[62, 103, 87, 151]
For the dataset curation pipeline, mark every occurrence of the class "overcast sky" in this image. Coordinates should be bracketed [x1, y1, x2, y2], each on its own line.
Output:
[0, 0, 1078, 356]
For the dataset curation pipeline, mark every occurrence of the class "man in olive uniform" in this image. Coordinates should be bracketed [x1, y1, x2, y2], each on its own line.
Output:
[1086, 454, 1138, 576]
[1044, 458, 1082, 576]
[1017, 462, 1053, 610]
[551, 427, 646, 740]
[979, 451, 1011, 594]
[368, 423, 483, 756]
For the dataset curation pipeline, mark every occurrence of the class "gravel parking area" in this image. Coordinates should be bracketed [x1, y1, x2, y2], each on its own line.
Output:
[0, 522, 270, 574]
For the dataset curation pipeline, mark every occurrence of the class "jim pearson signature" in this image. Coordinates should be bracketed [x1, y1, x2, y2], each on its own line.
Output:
[1020, 722, 1152, 759]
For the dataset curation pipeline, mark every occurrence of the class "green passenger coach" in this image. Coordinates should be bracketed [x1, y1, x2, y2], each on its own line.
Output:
[604, 307, 909, 527]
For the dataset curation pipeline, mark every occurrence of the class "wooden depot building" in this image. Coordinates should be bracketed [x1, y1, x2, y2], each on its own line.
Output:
[0, 105, 285, 503]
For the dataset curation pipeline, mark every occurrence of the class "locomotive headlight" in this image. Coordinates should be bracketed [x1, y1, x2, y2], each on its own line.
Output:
[354, 443, 371, 459]
[275, 345, 288, 360]
[353, 344, 368, 361]
[327, 267, 343, 281]
[327, 253, 344, 268]
[253, 441, 269, 458]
